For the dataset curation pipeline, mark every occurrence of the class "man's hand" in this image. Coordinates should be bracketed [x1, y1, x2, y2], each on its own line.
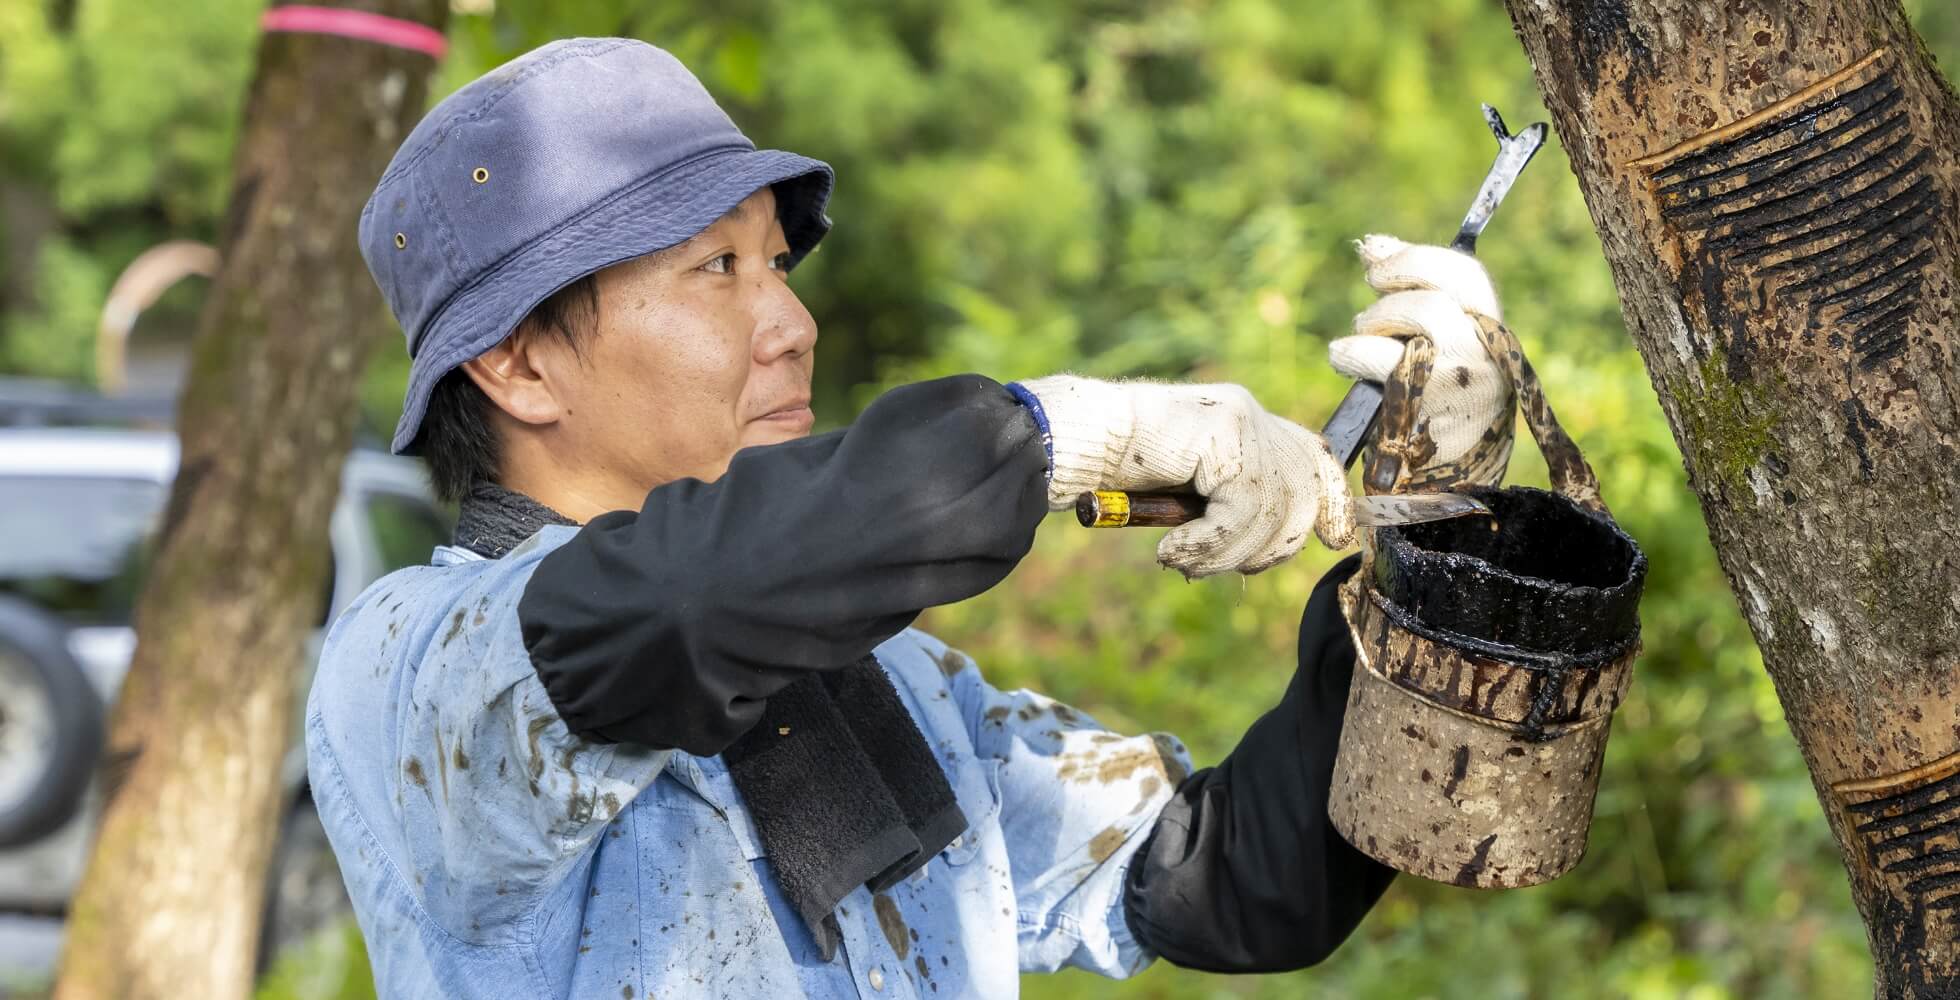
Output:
[1328, 234, 1514, 488]
[1015, 376, 1353, 578]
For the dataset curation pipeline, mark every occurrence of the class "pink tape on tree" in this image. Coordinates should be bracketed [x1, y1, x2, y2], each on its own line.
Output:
[261, 5, 447, 58]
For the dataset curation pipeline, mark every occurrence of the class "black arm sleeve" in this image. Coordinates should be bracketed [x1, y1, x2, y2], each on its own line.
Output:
[1122, 554, 1396, 972]
[518, 374, 1050, 756]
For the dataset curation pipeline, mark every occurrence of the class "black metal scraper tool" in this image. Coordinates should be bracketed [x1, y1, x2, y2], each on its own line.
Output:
[1077, 103, 1549, 530]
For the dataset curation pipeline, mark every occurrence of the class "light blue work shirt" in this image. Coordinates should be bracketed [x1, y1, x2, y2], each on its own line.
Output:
[306, 526, 1191, 998]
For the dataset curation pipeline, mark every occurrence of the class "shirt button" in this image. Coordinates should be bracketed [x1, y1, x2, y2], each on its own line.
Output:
[949, 835, 965, 850]
[868, 967, 886, 991]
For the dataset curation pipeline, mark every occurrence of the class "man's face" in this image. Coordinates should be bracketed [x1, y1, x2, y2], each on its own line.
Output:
[552, 188, 818, 493]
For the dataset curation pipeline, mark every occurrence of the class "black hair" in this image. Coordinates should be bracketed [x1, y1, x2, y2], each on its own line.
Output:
[416, 274, 600, 503]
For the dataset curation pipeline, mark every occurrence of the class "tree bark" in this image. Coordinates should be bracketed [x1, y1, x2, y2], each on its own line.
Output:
[53, 3, 445, 997]
[1499, 2, 1960, 995]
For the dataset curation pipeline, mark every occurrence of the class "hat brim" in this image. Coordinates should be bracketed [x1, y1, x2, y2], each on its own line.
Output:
[391, 147, 833, 455]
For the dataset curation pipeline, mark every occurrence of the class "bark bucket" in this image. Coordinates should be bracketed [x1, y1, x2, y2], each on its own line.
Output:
[1329, 315, 1646, 888]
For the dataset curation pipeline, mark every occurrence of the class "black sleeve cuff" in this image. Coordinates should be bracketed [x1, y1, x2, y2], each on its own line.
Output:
[1123, 555, 1396, 972]
[517, 375, 1050, 754]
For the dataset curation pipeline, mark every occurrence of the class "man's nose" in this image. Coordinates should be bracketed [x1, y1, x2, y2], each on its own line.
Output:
[752, 276, 818, 362]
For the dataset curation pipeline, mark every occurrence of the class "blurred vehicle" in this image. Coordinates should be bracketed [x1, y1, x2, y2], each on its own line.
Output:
[0, 376, 449, 983]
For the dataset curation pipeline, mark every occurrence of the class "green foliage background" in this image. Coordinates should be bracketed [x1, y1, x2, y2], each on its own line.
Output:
[5, 1, 1959, 997]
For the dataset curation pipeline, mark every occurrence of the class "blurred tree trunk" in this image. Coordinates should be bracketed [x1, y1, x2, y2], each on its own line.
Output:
[1500, 2, 1959, 996]
[53, 2, 444, 998]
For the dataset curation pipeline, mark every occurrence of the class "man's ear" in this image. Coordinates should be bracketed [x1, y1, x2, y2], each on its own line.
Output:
[461, 327, 568, 428]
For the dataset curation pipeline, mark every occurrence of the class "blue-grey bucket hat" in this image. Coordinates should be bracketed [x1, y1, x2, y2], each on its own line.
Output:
[360, 38, 833, 454]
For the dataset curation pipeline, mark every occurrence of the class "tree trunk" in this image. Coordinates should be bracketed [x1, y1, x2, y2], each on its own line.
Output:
[1499, 1, 1960, 995]
[53, 3, 445, 997]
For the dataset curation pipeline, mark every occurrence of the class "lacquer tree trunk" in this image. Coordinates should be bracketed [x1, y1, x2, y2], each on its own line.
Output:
[53, 3, 445, 997]
[1499, 2, 1960, 995]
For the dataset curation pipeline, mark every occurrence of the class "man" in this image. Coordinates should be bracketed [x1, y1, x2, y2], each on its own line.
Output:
[308, 38, 1514, 999]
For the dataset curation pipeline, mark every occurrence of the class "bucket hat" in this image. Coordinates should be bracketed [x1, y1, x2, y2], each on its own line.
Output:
[360, 38, 833, 454]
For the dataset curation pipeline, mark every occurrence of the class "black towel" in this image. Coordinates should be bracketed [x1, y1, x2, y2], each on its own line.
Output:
[456, 482, 966, 960]
[823, 660, 969, 891]
[724, 664, 930, 958]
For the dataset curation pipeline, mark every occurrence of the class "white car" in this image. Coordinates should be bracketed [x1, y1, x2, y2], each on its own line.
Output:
[0, 395, 449, 987]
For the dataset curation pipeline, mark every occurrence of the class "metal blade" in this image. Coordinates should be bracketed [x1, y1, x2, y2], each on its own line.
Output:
[1322, 381, 1384, 468]
[1352, 492, 1492, 527]
[1449, 105, 1549, 254]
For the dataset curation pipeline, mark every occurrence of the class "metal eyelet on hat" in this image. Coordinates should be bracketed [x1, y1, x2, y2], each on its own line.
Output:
[394, 233, 407, 249]
[472, 167, 490, 184]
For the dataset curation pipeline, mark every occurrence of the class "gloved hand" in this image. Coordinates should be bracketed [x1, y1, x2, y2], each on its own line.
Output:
[1014, 375, 1354, 578]
[1327, 235, 1514, 488]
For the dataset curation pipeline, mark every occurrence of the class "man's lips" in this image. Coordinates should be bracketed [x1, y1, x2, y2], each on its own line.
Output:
[754, 401, 814, 428]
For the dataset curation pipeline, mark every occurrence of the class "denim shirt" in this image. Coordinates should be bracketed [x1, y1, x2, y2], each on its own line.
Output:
[306, 525, 1190, 999]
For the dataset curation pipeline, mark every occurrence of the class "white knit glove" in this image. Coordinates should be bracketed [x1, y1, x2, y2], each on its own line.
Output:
[1016, 375, 1354, 578]
[1328, 234, 1514, 487]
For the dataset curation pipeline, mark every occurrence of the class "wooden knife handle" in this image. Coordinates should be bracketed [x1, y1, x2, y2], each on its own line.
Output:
[1073, 490, 1207, 528]
[1077, 381, 1382, 529]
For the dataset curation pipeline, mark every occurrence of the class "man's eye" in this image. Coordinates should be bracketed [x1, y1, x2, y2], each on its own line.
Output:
[770, 252, 792, 272]
[702, 253, 736, 274]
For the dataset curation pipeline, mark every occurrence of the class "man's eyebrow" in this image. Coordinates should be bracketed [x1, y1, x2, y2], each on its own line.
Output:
[653, 198, 775, 266]
[633, 240, 688, 271]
